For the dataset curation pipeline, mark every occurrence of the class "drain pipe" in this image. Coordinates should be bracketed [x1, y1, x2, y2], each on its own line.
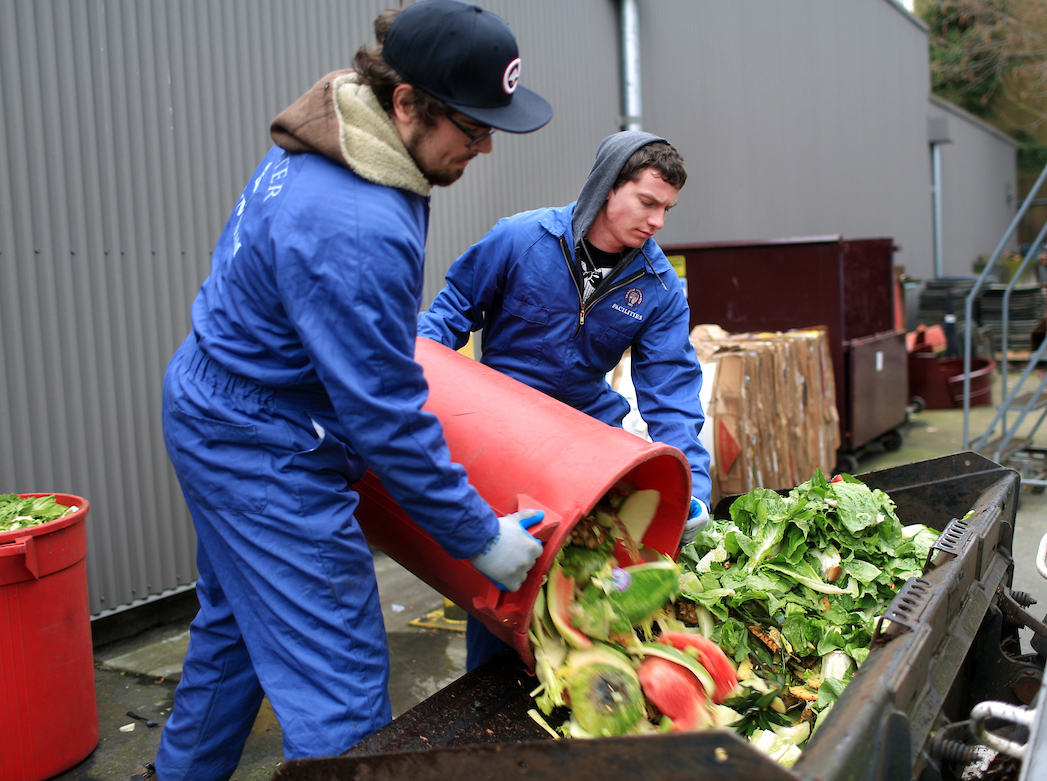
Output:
[619, 0, 643, 131]
[927, 115, 952, 278]
[932, 142, 945, 278]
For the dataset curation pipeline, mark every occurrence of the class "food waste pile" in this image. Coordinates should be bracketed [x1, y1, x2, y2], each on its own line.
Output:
[0, 494, 78, 532]
[525, 471, 940, 767]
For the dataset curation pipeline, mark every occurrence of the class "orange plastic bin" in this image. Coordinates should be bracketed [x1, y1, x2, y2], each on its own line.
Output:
[355, 339, 692, 670]
[0, 494, 97, 781]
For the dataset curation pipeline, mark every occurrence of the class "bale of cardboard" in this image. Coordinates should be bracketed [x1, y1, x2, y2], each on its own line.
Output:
[690, 325, 840, 505]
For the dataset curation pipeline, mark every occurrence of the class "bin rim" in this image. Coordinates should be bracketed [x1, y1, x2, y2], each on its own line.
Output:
[0, 493, 90, 542]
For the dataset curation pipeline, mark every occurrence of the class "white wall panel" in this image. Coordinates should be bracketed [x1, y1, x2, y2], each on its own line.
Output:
[929, 96, 1019, 276]
[643, 0, 940, 286]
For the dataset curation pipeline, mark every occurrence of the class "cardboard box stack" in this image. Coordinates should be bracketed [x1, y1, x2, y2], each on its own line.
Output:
[691, 325, 840, 505]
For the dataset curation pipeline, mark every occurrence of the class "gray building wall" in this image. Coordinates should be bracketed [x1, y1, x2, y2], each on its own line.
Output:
[644, 0, 936, 285]
[0, 0, 1016, 618]
[928, 95, 1019, 277]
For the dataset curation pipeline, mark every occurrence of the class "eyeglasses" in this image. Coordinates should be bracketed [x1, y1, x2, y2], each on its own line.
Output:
[447, 114, 497, 148]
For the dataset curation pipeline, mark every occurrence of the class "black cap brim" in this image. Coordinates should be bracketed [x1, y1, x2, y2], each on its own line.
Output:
[449, 86, 553, 134]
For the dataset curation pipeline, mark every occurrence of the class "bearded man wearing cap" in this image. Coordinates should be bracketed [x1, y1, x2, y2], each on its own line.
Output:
[148, 3, 552, 779]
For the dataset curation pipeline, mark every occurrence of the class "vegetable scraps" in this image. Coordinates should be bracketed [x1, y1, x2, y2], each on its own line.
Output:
[0, 494, 77, 533]
[676, 470, 939, 764]
[528, 483, 742, 738]
[527, 471, 939, 768]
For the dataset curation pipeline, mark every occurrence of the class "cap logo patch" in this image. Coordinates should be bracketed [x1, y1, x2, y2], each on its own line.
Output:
[624, 287, 644, 308]
[503, 58, 520, 94]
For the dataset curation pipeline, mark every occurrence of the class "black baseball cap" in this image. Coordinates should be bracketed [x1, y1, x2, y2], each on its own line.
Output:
[383, 0, 553, 134]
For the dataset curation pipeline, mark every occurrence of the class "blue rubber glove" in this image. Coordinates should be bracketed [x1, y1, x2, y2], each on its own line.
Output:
[470, 510, 545, 592]
[682, 497, 710, 546]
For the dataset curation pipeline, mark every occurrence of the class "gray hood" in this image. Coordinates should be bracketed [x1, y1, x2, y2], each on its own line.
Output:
[570, 130, 665, 249]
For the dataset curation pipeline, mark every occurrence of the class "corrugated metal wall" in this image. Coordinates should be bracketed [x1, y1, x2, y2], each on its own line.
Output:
[0, 0, 620, 617]
[1, 0, 1015, 618]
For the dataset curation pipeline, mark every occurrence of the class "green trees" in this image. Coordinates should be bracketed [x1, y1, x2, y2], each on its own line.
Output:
[917, 0, 1047, 167]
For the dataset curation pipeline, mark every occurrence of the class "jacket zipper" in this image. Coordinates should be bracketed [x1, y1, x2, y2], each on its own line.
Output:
[559, 236, 649, 332]
[559, 237, 587, 329]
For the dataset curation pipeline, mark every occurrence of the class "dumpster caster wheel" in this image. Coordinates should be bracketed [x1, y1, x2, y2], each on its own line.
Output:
[834, 453, 860, 475]
[880, 428, 904, 452]
[907, 396, 926, 414]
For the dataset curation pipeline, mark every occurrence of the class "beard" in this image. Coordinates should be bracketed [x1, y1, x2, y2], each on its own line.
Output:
[403, 125, 473, 187]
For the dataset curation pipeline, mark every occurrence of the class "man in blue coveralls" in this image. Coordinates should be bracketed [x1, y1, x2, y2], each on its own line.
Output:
[418, 131, 712, 670]
[146, 3, 553, 780]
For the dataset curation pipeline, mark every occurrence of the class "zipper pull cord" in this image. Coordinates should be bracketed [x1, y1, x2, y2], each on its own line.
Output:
[644, 249, 669, 291]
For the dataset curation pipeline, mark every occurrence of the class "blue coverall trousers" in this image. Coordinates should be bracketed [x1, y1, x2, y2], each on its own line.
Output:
[155, 336, 392, 781]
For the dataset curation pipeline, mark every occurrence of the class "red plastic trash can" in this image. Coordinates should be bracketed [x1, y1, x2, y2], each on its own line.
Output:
[355, 339, 692, 670]
[0, 494, 97, 781]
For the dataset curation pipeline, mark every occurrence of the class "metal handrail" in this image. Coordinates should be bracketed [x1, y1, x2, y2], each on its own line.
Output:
[963, 162, 1047, 449]
[998, 220, 1047, 400]
[973, 336, 1047, 456]
[971, 222, 1047, 457]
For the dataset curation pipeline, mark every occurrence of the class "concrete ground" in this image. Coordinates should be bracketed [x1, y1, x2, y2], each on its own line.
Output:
[54, 555, 467, 781]
[49, 374, 1047, 781]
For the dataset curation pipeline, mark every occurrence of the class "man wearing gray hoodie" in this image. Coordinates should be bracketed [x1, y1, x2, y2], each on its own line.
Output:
[418, 131, 712, 669]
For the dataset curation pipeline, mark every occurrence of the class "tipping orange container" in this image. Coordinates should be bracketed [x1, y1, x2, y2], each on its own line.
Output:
[355, 339, 691, 670]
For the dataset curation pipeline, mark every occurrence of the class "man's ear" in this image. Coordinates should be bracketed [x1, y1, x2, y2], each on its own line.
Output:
[391, 84, 418, 125]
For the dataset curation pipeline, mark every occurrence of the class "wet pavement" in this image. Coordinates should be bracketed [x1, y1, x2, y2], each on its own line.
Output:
[53, 554, 465, 781]
[45, 379, 1047, 780]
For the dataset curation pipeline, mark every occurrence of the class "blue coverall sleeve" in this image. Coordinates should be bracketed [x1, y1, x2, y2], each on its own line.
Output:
[418, 220, 513, 348]
[630, 283, 713, 509]
[274, 183, 498, 561]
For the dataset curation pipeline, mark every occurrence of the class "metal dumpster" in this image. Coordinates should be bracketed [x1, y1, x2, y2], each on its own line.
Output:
[669, 236, 908, 462]
[273, 453, 1043, 781]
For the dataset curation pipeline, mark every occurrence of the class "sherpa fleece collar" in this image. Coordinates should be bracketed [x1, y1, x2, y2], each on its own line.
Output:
[271, 70, 431, 197]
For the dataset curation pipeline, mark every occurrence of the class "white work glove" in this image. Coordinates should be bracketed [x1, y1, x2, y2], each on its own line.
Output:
[681, 497, 710, 547]
[470, 510, 545, 592]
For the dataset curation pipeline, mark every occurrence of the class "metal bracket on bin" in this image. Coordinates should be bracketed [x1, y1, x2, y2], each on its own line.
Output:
[874, 578, 933, 642]
[926, 518, 973, 569]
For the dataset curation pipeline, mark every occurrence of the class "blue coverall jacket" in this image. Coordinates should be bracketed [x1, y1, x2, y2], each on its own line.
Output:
[418, 202, 712, 505]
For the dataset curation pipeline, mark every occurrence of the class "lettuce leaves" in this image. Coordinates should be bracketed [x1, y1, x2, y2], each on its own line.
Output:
[0, 494, 75, 532]
[678, 470, 938, 666]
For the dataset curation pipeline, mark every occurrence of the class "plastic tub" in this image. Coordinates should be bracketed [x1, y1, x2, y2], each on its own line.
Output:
[355, 339, 691, 670]
[0, 494, 97, 781]
[908, 351, 995, 409]
[942, 356, 995, 406]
